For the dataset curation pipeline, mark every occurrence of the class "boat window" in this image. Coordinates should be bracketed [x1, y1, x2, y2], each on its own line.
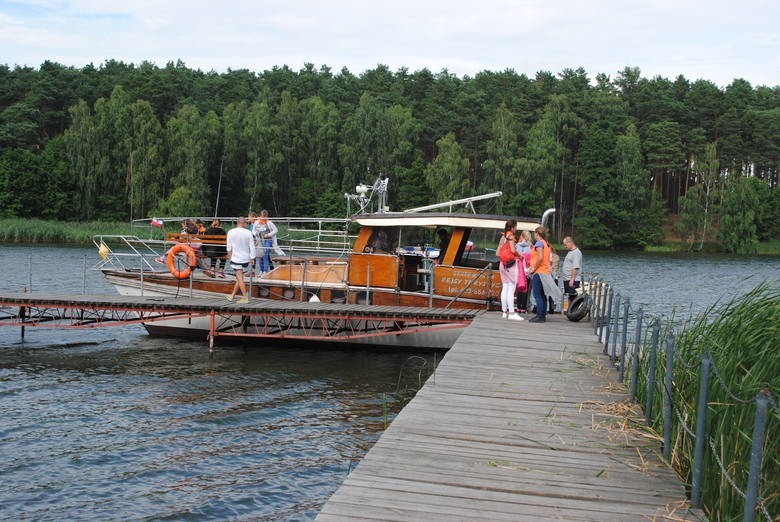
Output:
[457, 228, 501, 266]
[394, 226, 448, 257]
[366, 227, 399, 254]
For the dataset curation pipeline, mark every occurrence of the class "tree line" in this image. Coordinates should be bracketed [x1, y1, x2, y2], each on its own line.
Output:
[0, 60, 778, 251]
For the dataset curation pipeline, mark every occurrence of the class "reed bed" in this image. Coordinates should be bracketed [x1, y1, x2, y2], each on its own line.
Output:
[634, 283, 779, 521]
[0, 218, 136, 244]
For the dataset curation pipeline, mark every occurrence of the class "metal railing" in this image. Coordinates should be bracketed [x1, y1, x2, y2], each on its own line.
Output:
[586, 276, 776, 522]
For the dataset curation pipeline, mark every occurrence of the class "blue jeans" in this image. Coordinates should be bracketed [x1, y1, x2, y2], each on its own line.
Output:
[260, 239, 273, 272]
[531, 274, 546, 319]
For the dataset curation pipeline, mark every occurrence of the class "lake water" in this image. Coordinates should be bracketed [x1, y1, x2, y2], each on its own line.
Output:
[0, 245, 778, 520]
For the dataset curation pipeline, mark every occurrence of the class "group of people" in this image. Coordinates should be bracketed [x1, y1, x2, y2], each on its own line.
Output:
[158, 212, 284, 304]
[497, 221, 582, 323]
[224, 210, 286, 303]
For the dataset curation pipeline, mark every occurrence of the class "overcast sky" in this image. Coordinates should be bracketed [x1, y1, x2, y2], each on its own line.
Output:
[1, 0, 778, 88]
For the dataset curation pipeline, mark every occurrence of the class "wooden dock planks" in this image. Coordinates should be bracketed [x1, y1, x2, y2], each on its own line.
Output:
[317, 314, 704, 521]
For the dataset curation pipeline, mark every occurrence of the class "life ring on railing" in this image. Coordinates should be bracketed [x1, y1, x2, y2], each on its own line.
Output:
[166, 243, 197, 280]
[566, 294, 592, 322]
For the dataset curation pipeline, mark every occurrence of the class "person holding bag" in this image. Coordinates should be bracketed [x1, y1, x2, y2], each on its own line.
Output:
[513, 230, 530, 313]
[496, 220, 523, 321]
[527, 226, 561, 323]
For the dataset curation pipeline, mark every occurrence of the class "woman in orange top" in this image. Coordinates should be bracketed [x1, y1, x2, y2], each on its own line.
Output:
[528, 226, 552, 323]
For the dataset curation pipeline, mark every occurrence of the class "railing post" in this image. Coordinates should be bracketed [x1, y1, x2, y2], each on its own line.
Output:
[629, 308, 643, 402]
[20, 285, 28, 340]
[592, 277, 602, 335]
[365, 264, 371, 304]
[596, 280, 607, 336]
[610, 293, 621, 360]
[645, 319, 660, 425]
[603, 288, 614, 354]
[588, 276, 599, 334]
[301, 260, 308, 302]
[691, 352, 712, 508]
[743, 389, 770, 522]
[663, 331, 675, 461]
[618, 298, 630, 381]
[599, 283, 610, 339]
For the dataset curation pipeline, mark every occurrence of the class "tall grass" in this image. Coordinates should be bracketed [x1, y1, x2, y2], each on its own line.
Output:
[756, 240, 780, 256]
[0, 219, 137, 244]
[636, 283, 779, 520]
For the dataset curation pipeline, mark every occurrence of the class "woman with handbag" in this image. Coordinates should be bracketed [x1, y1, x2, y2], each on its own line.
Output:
[496, 220, 523, 321]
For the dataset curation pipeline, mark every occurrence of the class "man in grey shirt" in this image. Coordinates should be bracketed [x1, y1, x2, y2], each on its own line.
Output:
[561, 236, 582, 304]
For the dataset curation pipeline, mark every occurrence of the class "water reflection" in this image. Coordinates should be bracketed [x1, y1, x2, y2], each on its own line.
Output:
[1, 339, 435, 521]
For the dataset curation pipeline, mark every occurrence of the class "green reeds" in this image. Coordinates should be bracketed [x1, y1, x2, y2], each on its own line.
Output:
[756, 240, 780, 256]
[634, 283, 779, 521]
[0, 218, 137, 243]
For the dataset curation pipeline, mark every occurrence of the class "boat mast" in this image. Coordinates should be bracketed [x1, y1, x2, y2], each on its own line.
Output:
[402, 192, 503, 214]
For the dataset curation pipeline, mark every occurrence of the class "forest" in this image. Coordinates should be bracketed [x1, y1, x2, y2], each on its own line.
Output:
[0, 59, 778, 251]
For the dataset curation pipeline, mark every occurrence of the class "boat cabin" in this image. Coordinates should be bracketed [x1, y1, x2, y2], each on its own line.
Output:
[346, 213, 541, 308]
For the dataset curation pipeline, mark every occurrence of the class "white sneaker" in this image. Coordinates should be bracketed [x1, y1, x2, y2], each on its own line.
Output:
[502, 312, 508, 319]
[508, 313, 524, 321]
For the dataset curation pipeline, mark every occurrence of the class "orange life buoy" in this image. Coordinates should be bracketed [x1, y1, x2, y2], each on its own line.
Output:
[166, 243, 197, 279]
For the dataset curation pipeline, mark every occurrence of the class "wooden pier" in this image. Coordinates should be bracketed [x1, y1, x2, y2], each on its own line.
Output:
[317, 314, 704, 521]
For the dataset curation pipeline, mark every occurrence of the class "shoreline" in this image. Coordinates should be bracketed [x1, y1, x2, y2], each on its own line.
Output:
[1, 218, 778, 255]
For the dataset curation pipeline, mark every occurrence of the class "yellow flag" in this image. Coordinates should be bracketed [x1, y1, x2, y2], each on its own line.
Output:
[98, 241, 110, 261]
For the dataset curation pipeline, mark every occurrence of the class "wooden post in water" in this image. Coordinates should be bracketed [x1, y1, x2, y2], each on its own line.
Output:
[20, 285, 27, 340]
[208, 310, 216, 354]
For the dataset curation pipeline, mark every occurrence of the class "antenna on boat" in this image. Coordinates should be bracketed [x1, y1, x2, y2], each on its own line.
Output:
[403, 192, 503, 214]
[345, 175, 390, 216]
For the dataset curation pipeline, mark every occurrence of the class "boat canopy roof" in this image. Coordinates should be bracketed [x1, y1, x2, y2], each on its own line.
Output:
[352, 212, 540, 231]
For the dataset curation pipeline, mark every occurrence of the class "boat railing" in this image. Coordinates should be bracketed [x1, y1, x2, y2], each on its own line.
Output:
[92, 235, 164, 272]
[443, 262, 495, 309]
[278, 228, 356, 257]
[94, 217, 358, 270]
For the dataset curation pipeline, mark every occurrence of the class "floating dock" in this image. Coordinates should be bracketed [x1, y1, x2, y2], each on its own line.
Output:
[316, 314, 704, 521]
[0, 292, 478, 348]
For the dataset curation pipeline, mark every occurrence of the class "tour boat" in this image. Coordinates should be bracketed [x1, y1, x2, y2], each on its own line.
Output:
[95, 192, 553, 348]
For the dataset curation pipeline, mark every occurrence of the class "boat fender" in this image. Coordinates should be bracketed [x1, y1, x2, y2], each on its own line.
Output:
[566, 294, 592, 322]
[167, 243, 198, 280]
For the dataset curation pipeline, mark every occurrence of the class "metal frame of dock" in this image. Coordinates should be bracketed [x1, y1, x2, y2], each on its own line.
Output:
[0, 292, 478, 348]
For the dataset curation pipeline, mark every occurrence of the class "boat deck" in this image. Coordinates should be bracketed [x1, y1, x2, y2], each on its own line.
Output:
[316, 313, 704, 521]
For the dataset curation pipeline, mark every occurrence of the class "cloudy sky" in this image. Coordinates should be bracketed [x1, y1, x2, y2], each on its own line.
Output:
[1, 0, 778, 87]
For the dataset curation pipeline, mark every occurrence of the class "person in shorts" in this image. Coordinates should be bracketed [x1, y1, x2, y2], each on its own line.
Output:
[561, 236, 583, 306]
[226, 217, 256, 303]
